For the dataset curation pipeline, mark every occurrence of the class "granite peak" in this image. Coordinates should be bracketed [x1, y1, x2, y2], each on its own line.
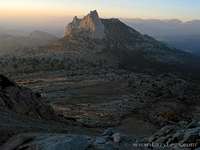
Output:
[64, 10, 105, 39]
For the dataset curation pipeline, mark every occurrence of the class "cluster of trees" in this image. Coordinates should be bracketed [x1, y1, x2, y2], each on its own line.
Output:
[0, 54, 117, 75]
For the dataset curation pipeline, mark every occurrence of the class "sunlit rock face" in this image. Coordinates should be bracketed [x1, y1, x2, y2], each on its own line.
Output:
[64, 10, 105, 39]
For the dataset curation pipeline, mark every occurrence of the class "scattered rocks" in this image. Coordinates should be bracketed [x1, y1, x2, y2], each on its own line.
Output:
[186, 120, 200, 129]
[52, 72, 200, 128]
[52, 97, 140, 127]
[94, 137, 106, 145]
[148, 121, 200, 149]
[102, 128, 115, 136]
[112, 133, 121, 143]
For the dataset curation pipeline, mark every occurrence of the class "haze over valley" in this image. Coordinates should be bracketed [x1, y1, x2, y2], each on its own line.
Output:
[1, 17, 200, 55]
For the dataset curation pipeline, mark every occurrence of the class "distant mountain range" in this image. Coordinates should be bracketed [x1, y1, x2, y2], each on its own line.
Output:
[1, 17, 200, 55]
[122, 19, 200, 54]
[0, 30, 58, 54]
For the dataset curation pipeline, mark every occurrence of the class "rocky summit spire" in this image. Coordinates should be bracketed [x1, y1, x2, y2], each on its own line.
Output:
[64, 10, 105, 39]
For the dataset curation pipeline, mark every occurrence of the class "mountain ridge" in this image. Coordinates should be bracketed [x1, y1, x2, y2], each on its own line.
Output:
[122, 18, 200, 54]
[0, 30, 58, 55]
[56, 11, 197, 72]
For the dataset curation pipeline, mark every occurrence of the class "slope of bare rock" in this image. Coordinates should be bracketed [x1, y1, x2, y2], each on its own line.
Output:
[0, 110, 70, 145]
[0, 74, 56, 120]
[0, 75, 69, 145]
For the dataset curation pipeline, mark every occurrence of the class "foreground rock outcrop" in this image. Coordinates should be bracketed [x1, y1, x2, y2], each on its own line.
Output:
[0, 75, 55, 120]
[0, 75, 70, 145]
[2, 121, 200, 150]
[1, 127, 137, 150]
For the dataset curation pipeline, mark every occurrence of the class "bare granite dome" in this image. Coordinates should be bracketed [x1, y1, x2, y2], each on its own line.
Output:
[64, 10, 105, 39]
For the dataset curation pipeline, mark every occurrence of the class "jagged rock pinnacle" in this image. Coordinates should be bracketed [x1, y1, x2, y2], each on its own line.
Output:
[64, 10, 105, 39]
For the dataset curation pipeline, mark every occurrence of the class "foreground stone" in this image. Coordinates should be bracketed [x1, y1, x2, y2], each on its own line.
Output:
[0, 75, 56, 120]
[1, 131, 134, 150]
[2, 120, 200, 150]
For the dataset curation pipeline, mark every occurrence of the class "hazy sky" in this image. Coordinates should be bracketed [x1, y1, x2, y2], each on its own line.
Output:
[0, 0, 200, 21]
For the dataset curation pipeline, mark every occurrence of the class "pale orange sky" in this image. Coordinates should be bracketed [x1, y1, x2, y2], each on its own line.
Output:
[0, 0, 200, 21]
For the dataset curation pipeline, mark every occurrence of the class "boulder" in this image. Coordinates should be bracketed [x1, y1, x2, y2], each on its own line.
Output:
[102, 128, 115, 136]
[112, 133, 121, 143]
[94, 137, 106, 145]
